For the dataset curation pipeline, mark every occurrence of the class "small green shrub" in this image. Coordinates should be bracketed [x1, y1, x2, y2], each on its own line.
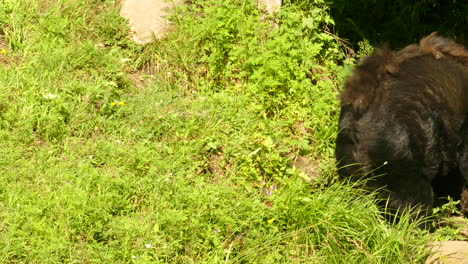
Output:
[140, 0, 344, 158]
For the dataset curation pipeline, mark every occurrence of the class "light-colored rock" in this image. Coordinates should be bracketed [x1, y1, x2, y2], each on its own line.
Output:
[258, 0, 282, 14]
[426, 241, 468, 264]
[120, 0, 182, 44]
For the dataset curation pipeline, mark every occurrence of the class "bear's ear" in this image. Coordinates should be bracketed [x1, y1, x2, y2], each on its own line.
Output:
[340, 71, 378, 115]
[340, 48, 396, 115]
[339, 92, 369, 115]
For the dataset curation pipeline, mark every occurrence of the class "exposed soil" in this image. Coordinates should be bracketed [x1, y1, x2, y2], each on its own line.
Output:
[120, 0, 182, 44]
[290, 155, 320, 181]
[461, 189, 468, 214]
[427, 241, 468, 264]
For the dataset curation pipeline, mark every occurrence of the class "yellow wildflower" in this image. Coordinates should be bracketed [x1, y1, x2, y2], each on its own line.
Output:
[0, 49, 7, 54]
[267, 218, 275, 224]
[118, 101, 125, 106]
[110, 102, 116, 106]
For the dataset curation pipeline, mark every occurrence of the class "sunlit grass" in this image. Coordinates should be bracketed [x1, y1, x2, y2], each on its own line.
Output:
[0, 0, 435, 263]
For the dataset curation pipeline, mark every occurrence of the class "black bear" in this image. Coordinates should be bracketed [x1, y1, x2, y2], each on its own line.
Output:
[335, 33, 468, 225]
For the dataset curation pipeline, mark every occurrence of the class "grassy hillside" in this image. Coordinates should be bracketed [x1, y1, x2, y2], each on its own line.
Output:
[0, 0, 436, 263]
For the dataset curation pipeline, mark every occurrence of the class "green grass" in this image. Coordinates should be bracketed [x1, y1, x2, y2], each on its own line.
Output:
[0, 0, 445, 263]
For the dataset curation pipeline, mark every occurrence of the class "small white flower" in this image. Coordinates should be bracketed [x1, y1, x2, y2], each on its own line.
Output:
[131, 128, 136, 133]
[89, 155, 94, 159]
[105, 81, 118, 88]
[120, 58, 132, 63]
[43, 93, 57, 100]
[167, 72, 172, 76]
[131, 256, 137, 259]
[115, 140, 121, 143]
[145, 244, 151, 248]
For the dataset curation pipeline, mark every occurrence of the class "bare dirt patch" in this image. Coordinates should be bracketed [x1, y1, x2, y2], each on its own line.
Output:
[427, 241, 468, 264]
[290, 155, 320, 181]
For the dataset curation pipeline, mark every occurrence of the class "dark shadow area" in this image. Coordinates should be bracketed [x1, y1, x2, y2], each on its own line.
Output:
[328, 0, 467, 49]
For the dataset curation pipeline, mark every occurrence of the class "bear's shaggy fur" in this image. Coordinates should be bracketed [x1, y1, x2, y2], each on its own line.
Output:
[335, 33, 468, 223]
